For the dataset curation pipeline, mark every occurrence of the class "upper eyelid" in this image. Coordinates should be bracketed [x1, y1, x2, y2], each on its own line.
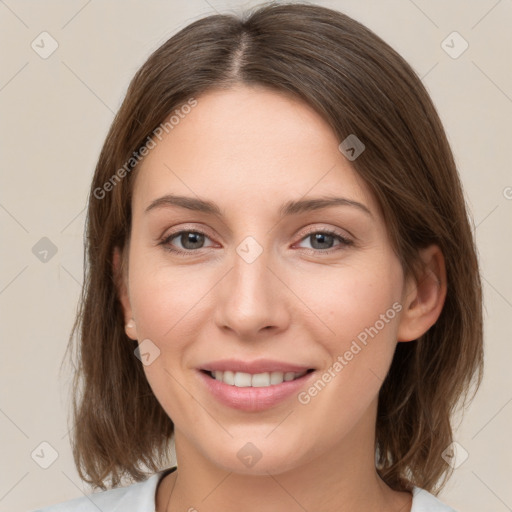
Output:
[162, 224, 351, 238]
[162, 225, 217, 242]
[299, 224, 353, 239]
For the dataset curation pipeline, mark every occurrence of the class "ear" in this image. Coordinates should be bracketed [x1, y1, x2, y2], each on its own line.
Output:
[397, 244, 447, 342]
[113, 246, 138, 340]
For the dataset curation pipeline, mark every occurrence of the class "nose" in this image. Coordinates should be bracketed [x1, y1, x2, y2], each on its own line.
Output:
[214, 245, 291, 340]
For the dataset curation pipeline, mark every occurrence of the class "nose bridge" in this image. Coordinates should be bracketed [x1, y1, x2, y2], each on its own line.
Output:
[215, 235, 289, 336]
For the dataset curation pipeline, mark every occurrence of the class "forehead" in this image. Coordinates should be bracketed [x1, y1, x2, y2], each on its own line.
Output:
[132, 84, 376, 216]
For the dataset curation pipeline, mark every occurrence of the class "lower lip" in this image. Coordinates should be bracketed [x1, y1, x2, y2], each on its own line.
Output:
[198, 370, 315, 412]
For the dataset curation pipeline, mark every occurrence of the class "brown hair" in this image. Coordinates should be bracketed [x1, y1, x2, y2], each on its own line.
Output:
[65, 1, 484, 495]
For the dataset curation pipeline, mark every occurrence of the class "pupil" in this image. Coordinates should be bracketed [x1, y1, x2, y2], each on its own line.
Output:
[183, 232, 204, 249]
[312, 233, 333, 250]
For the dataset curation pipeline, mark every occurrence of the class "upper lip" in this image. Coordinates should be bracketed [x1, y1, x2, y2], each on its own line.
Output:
[199, 359, 314, 374]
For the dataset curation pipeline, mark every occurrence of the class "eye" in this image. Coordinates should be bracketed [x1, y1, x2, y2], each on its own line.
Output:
[159, 227, 353, 256]
[160, 230, 214, 254]
[295, 229, 353, 253]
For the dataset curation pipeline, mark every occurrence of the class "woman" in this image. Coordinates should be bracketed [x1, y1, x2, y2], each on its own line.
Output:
[32, 2, 483, 511]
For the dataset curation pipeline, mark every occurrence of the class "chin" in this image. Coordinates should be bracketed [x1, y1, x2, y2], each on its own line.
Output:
[208, 440, 307, 476]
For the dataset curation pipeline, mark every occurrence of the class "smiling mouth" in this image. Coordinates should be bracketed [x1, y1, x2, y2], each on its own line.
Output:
[201, 369, 315, 387]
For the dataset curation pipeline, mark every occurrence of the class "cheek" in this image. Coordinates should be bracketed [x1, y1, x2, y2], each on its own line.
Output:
[127, 256, 211, 422]
[301, 256, 403, 345]
[129, 249, 211, 344]
[305, 258, 403, 399]
[330, 279, 400, 342]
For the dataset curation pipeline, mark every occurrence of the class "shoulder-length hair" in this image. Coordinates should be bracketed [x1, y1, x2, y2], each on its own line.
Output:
[65, 1, 483, 495]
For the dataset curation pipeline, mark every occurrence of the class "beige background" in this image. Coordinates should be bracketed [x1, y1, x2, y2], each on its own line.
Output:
[1, 1, 511, 511]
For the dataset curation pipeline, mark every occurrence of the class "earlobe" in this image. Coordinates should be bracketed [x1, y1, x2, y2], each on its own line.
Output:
[113, 247, 138, 340]
[125, 318, 137, 340]
[397, 244, 447, 342]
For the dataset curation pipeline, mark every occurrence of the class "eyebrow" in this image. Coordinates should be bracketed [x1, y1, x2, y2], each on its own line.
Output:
[144, 194, 373, 218]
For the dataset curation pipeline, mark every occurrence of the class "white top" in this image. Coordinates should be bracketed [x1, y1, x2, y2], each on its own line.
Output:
[30, 467, 458, 511]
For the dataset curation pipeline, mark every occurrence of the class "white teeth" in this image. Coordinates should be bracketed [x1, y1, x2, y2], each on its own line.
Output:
[233, 372, 252, 387]
[223, 370, 235, 385]
[210, 370, 309, 387]
[270, 371, 284, 385]
[251, 372, 270, 387]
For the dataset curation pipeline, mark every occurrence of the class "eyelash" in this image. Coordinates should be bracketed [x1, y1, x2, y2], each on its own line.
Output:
[159, 227, 353, 257]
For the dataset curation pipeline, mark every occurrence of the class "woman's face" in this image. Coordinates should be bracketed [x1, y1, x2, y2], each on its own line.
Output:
[119, 84, 413, 475]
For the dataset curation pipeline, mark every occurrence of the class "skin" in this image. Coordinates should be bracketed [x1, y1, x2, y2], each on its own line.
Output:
[114, 84, 447, 512]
